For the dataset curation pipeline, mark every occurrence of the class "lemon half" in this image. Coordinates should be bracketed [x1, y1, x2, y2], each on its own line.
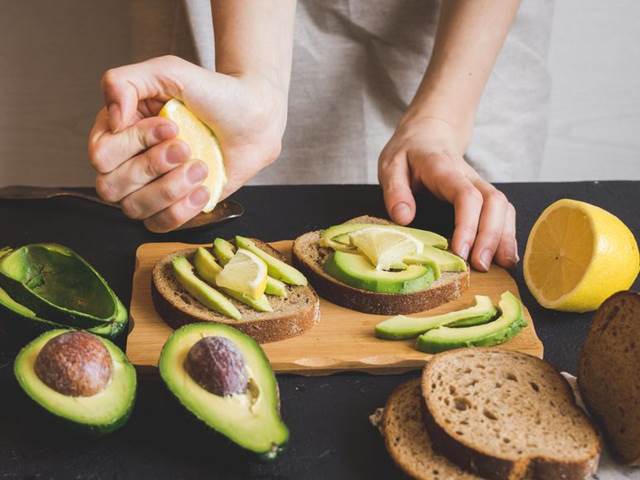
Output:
[159, 99, 227, 213]
[524, 199, 639, 312]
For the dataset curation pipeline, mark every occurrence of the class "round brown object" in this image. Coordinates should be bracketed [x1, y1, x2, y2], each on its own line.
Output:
[34, 331, 113, 397]
[185, 336, 249, 396]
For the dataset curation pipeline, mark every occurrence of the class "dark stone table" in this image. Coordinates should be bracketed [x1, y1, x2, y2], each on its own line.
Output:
[0, 182, 638, 479]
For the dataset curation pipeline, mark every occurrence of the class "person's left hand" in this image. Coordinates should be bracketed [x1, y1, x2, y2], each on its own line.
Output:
[378, 116, 518, 272]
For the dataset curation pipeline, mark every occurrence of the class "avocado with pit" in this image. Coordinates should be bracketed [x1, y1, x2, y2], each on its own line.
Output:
[213, 239, 288, 297]
[172, 256, 242, 320]
[0, 244, 124, 329]
[13, 329, 136, 433]
[320, 223, 448, 251]
[235, 236, 307, 286]
[416, 291, 526, 353]
[324, 250, 436, 294]
[193, 248, 273, 313]
[159, 323, 289, 459]
[375, 295, 497, 339]
[404, 245, 467, 273]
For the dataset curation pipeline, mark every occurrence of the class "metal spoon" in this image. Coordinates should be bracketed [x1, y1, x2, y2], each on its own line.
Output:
[0, 185, 244, 231]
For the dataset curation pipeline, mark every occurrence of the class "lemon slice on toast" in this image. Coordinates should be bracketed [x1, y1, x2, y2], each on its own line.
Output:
[215, 249, 268, 300]
[350, 227, 423, 271]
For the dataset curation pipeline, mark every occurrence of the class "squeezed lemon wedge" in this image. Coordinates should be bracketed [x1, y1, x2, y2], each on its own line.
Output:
[349, 227, 423, 271]
[215, 248, 268, 300]
[159, 99, 227, 213]
[524, 199, 639, 312]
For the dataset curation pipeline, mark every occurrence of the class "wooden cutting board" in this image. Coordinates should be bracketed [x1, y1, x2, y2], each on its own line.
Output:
[127, 241, 543, 375]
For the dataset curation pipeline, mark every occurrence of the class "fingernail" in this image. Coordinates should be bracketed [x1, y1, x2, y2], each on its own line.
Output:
[514, 239, 520, 263]
[189, 186, 210, 207]
[108, 103, 121, 132]
[187, 161, 208, 184]
[458, 243, 470, 260]
[154, 123, 178, 140]
[478, 249, 492, 271]
[392, 203, 411, 223]
[166, 142, 188, 164]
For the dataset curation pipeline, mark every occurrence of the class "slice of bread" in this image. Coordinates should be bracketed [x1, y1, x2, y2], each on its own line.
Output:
[151, 239, 320, 343]
[292, 215, 469, 315]
[578, 291, 640, 465]
[382, 379, 481, 480]
[421, 349, 601, 480]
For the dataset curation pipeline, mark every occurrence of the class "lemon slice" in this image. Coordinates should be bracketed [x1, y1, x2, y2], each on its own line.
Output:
[349, 227, 423, 271]
[159, 99, 227, 213]
[524, 199, 639, 312]
[215, 248, 268, 300]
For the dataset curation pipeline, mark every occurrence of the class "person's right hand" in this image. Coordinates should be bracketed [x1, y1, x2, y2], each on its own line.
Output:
[88, 55, 288, 232]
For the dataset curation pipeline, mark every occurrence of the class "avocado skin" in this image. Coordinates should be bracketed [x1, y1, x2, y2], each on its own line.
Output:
[159, 323, 289, 458]
[0, 244, 124, 329]
[415, 292, 527, 353]
[0, 286, 127, 341]
[13, 329, 136, 435]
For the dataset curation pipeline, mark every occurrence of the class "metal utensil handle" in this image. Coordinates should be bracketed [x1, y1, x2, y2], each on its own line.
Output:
[0, 185, 119, 209]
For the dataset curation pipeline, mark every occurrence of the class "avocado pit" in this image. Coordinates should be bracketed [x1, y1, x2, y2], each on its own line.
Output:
[34, 331, 113, 397]
[185, 336, 249, 396]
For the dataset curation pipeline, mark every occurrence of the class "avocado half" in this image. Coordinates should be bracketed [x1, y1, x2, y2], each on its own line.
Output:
[159, 323, 289, 459]
[13, 329, 137, 434]
[0, 244, 124, 328]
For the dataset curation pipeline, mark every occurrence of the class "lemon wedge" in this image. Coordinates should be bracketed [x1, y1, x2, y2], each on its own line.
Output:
[158, 98, 227, 213]
[524, 199, 639, 312]
[349, 227, 423, 271]
[215, 248, 268, 300]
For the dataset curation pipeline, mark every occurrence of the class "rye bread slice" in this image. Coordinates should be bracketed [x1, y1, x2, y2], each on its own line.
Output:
[421, 349, 601, 480]
[578, 291, 640, 465]
[151, 239, 320, 343]
[292, 215, 469, 315]
[382, 379, 481, 480]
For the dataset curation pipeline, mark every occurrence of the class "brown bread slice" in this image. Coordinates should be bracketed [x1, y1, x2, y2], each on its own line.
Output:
[578, 291, 640, 465]
[382, 379, 482, 480]
[152, 239, 320, 343]
[421, 349, 601, 480]
[292, 215, 469, 315]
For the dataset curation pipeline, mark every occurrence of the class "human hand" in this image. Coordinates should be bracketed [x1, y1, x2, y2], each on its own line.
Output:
[378, 117, 518, 271]
[88, 55, 287, 232]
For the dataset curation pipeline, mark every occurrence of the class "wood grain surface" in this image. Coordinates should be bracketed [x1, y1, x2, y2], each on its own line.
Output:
[126, 241, 543, 375]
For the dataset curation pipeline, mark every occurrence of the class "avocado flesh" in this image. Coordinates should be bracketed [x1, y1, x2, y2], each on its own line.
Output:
[13, 329, 136, 433]
[235, 236, 307, 286]
[193, 248, 273, 313]
[320, 223, 448, 251]
[213, 239, 287, 297]
[325, 251, 435, 294]
[375, 295, 497, 339]
[404, 245, 467, 273]
[159, 323, 289, 457]
[0, 244, 122, 328]
[172, 256, 242, 320]
[416, 291, 526, 353]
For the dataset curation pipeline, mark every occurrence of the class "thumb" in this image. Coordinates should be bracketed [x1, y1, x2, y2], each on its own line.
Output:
[379, 153, 416, 225]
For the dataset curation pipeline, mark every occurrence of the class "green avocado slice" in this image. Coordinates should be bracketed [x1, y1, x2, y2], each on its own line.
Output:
[0, 285, 127, 340]
[13, 329, 136, 434]
[416, 291, 527, 353]
[172, 256, 242, 320]
[320, 223, 448, 251]
[235, 236, 307, 286]
[404, 245, 467, 273]
[0, 244, 123, 328]
[159, 323, 289, 459]
[212, 239, 288, 297]
[324, 251, 435, 294]
[375, 295, 497, 339]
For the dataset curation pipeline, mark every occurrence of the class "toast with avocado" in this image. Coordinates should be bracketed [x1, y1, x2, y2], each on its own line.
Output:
[152, 238, 320, 343]
[292, 216, 470, 315]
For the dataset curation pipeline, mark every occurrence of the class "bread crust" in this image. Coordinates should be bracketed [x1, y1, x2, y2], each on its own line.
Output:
[578, 290, 640, 466]
[420, 348, 601, 480]
[151, 241, 320, 344]
[292, 217, 469, 315]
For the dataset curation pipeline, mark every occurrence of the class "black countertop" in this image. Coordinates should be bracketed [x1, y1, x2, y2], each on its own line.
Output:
[0, 182, 638, 479]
